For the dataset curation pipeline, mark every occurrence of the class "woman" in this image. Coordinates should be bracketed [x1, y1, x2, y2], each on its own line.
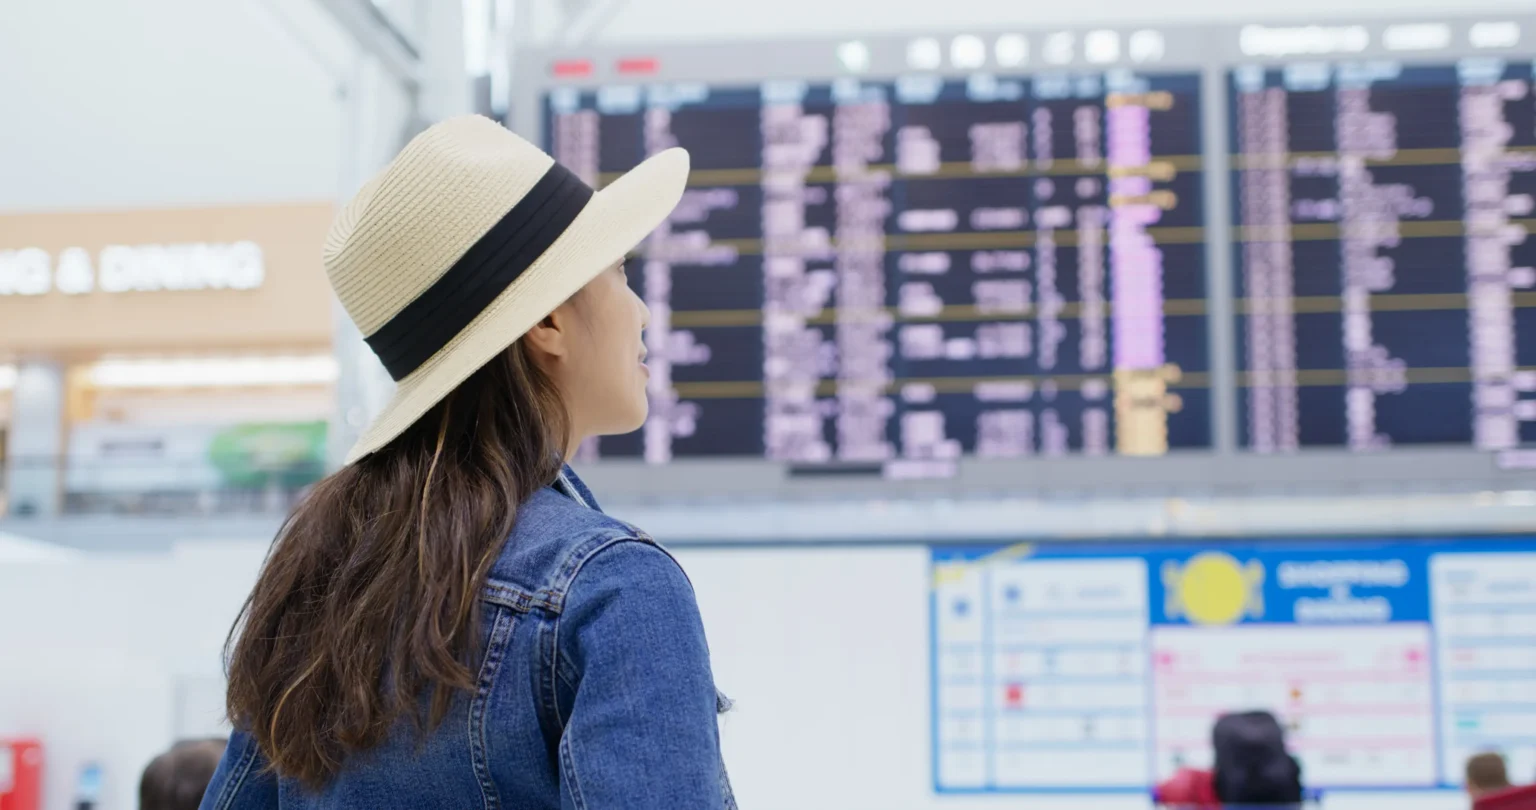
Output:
[201, 116, 733, 809]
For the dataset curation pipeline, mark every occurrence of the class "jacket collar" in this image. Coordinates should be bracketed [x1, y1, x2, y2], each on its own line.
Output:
[553, 464, 601, 512]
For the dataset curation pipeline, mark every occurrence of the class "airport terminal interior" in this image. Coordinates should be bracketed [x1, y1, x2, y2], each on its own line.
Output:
[4, 0, 1536, 807]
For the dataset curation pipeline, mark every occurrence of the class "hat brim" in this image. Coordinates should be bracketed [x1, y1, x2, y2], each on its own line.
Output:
[343, 147, 690, 465]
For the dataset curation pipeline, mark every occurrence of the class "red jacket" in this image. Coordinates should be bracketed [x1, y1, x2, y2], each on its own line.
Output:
[1475, 785, 1536, 810]
[1155, 767, 1221, 808]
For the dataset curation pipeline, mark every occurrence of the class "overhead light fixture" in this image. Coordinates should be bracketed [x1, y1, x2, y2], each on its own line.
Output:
[837, 40, 871, 73]
[1085, 30, 1120, 64]
[1470, 21, 1520, 49]
[87, 355, 340, 389]
[1129, 30, 1166, 63]
[995, 34, 1028, 68]
[907, 37, 942, 70]
[951, 35, 986, 69]
[1043, 32, 1075, 66]
[1383, 23, 1451, 52]
[1239, 24, 1369, 57]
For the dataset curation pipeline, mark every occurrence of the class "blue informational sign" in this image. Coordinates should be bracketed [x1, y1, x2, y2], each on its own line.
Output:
[1146, 543, 1431, 625]
[930, 537, 1536, 795]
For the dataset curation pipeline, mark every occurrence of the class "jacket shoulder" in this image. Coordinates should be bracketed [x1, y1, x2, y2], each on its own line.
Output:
[482, 486, 653, 615]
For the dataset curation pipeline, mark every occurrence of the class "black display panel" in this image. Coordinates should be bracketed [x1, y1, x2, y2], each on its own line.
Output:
[547, 72, 1210, 471]
[1231, 60, 1536, 451]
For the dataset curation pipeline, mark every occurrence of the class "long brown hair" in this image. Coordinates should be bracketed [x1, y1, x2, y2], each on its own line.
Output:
[224, 341, 567, 788]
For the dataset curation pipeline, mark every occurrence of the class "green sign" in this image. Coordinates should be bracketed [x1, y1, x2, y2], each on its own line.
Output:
[207, 421, 327, 488]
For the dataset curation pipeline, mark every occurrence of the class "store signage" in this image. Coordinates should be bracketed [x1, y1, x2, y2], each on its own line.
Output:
[0, 241, 265, 296]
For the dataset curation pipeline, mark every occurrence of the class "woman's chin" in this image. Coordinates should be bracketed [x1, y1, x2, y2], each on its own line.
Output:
[617, 402, 649, 435]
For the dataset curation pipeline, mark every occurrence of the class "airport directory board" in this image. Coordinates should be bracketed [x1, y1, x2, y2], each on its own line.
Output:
[519, 15, 1536, 499]
[931, 536, 1536, 794]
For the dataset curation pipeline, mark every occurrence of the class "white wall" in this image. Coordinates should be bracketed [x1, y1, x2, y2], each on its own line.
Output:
[0, 547, 264, 810]
[0, 543, 1471, 810]
[0, 0, 347, 212]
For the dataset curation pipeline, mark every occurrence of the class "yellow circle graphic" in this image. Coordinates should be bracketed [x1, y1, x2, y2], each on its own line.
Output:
[1164, 551, 1265, 626]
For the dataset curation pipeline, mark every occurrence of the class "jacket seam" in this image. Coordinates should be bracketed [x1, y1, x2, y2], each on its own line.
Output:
[212, 735, 261, 810]
[483, 523, 649, 618]
[537, 609, 562, 746]
[481, 580, 562, 615]
[546, 528, 655, 607]
[468, 605, 515, 810]
[547, 534, 655, 729]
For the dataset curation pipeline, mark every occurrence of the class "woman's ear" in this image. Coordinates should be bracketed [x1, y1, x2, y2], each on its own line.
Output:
[523, 306, 571, 360]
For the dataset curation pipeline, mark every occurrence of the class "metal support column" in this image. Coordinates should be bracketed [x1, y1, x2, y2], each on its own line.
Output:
[3, 361, 65, 517]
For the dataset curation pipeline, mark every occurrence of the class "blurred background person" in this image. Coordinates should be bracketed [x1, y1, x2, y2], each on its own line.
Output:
[1211, 711, 1304, 806]
[140, 739, 225, 810]
[1467, 752, 1513, 801]
[1154, 710, 1304, 809]
[1466, 752, 1514, 805]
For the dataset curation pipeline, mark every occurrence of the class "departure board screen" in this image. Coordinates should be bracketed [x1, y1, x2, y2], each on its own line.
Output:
[547, 72, 1210, 470]
[1232, 60, 1536, 452]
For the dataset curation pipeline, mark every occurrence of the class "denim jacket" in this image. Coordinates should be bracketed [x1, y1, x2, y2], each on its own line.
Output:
[201, 466, 735, 810]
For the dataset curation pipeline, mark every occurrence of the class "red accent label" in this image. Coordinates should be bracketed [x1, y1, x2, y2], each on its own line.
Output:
[616, 57, 660, 75]
[551, 60, 594, 78]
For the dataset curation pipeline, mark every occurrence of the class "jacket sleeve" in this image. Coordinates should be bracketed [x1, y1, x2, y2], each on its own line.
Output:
[555, 540, 724, 810]
[198, 729, 279, 810]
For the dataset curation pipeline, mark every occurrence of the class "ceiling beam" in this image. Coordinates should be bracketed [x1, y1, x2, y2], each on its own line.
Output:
[312, 0, 422, 94]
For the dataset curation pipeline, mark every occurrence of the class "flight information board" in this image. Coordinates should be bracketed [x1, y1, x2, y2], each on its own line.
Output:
[522, 15, 1536, 497]
[1232, 61, 1536, 452]
[931, 536, 1536, 794]
[546, 73, 1210, 471]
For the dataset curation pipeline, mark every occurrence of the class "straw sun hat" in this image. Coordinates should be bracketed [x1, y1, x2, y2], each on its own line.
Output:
[324, 115, 690, 464]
